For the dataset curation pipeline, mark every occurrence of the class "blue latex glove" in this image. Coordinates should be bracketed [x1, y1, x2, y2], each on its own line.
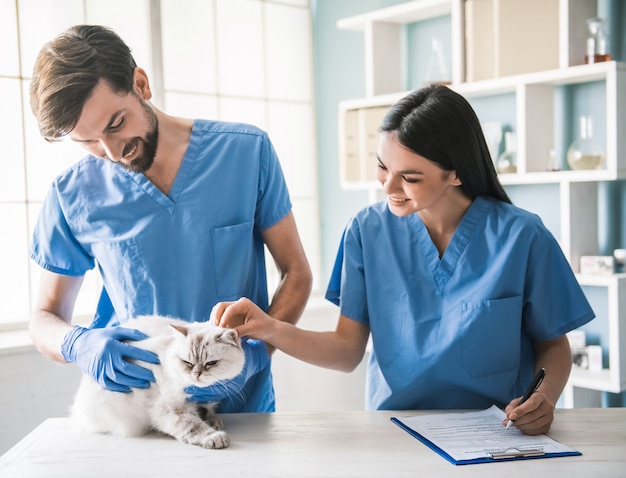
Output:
[185, 339, 269, 403]
[61, 325, 160, 393]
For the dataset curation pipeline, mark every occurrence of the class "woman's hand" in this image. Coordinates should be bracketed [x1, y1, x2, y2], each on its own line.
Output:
[211, 298, 277, 342]
[212, 298, 370, 373]
[503, 390, 555, 435]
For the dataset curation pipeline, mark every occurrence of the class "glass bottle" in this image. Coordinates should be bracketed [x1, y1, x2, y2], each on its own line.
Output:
[546, 148, 560, 171]
[566, 116, 605, 170]
[496, 132, 517, 174]
[423, 38, 450, 86]
[585, 17, 611, 64]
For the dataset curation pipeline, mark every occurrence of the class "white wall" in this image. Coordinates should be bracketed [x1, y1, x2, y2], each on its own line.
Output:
[0, 346, 82, 455]
[1, 0, 322, 328]
[271, 299, 368, 412]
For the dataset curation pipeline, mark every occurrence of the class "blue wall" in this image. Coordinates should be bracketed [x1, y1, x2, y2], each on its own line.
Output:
[312, 0, 411, 285]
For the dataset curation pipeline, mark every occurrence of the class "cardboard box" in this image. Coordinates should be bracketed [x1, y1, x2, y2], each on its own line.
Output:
[580, 256, 615, 275]
[572, 345, 603, 371]
[465, 0, 560, 82]
[586, 345, 603, 372]
[567, 330, 586, 350]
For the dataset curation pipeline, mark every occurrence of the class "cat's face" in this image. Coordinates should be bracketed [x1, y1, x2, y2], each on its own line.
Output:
[168, 323, 245, 387]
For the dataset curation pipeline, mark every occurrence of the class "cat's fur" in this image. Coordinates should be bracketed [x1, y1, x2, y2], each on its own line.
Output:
[71, 315, 245, 449]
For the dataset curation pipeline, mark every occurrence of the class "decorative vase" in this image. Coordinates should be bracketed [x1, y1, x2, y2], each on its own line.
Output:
[496, 131, 517, 174]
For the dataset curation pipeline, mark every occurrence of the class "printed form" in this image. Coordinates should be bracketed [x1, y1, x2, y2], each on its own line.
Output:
[392, 405, 580, 464]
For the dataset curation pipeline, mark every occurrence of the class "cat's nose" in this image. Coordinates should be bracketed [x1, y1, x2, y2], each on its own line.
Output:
[194, 371, 202, 379]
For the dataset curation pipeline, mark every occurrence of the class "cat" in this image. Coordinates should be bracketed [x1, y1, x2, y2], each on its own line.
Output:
[70, 315, 245, 449]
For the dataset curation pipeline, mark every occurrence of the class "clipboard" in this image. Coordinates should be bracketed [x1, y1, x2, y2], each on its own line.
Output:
[391, 405, 582, 466]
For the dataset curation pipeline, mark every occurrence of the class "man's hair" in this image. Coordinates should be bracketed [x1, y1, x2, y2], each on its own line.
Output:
[29, 25, 137, 142]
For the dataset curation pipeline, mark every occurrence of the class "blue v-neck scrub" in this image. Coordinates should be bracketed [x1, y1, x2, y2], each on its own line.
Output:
[326, 197, 595, 411]
[31, 120, 292, 412]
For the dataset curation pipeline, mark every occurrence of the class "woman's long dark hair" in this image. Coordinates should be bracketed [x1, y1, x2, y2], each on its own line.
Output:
[380, 84, 511, 203]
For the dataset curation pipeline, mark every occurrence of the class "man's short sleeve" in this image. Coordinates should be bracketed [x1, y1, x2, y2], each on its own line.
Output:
[254, 133, 292, 231]
[30, 183, 95, 276]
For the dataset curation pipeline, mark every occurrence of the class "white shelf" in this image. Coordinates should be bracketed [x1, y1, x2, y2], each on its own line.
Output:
[577, 273, 626, 287]
[455, 60, 622, 95]
[336, 0, 452, 30]
[569, 368, 619, 393]
[339, 61, 626, 183]
[498, 171, 622, 185]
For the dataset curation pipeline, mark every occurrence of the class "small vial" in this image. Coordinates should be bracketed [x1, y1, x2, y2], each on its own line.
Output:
[585, 17, 611, 64]
[546, 148, 560, 171]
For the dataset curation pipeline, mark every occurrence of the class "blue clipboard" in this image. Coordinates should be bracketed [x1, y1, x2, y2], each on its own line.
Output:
[390, 414, 582, 466]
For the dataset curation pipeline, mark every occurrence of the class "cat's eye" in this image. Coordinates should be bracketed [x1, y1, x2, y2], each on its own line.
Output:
[180, 359, 193, 369]
[205, 360, 218, 369]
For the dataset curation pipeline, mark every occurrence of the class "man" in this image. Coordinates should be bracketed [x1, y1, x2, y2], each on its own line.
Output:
[28, 24, 312, 412]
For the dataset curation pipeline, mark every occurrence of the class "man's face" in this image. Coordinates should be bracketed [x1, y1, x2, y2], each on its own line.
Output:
[69, 79, 158, 173]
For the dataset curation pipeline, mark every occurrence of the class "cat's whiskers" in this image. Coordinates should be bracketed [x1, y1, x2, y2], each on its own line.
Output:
[209, 379, 246, 405]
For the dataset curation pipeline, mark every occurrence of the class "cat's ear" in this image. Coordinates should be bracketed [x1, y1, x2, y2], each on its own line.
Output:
[170, 324, 189, 336]
[218, 328, 239, 346]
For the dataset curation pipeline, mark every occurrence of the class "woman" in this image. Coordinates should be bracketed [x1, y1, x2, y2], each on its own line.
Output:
[213, 84, 594, 434]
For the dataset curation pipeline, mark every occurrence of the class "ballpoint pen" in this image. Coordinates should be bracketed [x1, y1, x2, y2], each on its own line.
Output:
[505, 368, 546, 430]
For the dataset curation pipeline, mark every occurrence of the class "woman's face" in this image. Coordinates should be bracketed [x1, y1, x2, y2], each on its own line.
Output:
[376, 131, 461, 217]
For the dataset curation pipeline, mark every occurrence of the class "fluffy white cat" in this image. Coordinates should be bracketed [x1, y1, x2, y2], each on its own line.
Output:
[71, 315, 245, 449]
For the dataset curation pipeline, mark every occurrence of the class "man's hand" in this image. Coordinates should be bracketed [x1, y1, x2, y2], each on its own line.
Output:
[61, 326, 160, 392]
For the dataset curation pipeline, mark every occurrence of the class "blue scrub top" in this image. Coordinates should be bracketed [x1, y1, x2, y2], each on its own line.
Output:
[326, 197, 595, 410]
[31, 120, 292, 413]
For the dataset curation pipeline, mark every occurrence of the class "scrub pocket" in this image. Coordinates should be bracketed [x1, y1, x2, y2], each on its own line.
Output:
[460, 295, 523, 378]
[211, 221, 254, 299]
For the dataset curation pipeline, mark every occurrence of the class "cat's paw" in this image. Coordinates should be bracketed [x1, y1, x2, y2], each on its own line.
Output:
[207, 416, 224, 430]
[199, 430, 230, 449]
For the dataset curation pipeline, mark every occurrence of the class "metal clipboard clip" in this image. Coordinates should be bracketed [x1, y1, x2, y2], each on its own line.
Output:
[487, 447, 545, 459]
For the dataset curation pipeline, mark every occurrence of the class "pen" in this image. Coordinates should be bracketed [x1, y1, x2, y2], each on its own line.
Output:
[505, 368, 545, 430]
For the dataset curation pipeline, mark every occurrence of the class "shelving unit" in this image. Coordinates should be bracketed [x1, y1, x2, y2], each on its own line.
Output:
[570, 274, 626, 393]
[336, 0, 460, 95]
[336, 0, 625, 407]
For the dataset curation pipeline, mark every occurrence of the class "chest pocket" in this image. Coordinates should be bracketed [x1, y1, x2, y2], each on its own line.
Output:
[211, 221, 255, 300]
[460, 295, 523, 378]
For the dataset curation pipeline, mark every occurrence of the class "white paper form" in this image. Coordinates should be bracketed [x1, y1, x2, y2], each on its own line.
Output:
[393, 405, 580, 463]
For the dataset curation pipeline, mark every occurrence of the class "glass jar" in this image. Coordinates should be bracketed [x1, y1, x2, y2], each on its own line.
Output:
[546, 148, 560, 171]
[566, 116, 605, 170]
[496, 132, 517, 174]
[423, 38, 450, 86]
[585, 17, 611, 64]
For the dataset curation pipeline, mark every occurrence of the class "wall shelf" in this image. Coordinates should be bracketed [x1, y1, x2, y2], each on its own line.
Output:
[336, 0, 452, 29]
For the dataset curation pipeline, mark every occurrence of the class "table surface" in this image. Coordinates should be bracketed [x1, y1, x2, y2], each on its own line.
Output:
[1, 408, 624, 477]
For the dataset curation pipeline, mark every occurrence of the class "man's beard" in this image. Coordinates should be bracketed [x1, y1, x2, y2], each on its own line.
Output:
[122, 101, 159, 174]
